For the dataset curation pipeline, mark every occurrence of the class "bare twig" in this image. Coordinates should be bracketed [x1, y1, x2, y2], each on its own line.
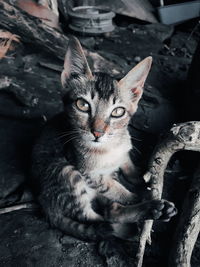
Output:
[135, 121, 200, 267]
[0, 202, 38, 215]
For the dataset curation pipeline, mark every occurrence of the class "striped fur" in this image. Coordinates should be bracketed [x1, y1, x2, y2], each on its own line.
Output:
[31, 37, 177, 241]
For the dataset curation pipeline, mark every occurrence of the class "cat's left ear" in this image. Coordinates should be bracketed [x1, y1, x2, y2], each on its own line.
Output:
[61, 36, 93, 87]
[118, 57, 152, 102]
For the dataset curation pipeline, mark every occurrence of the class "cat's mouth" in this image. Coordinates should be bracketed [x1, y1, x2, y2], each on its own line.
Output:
[92, 139, 102, 144]
[89, 137, 105, 146]
[93, 137, 100, 143]
[82, 133, 107, 147]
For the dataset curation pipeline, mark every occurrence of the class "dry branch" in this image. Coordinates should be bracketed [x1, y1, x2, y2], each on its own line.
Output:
[135, 121, 200, 267]
[169, 163, 200, 267]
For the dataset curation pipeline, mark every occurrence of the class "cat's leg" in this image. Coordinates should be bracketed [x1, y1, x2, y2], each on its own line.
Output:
[46, 165, 115, 240]
[111, 222, 139, 241]
[38, 165, 114, 241]
[92, 195, 176, 240]
[59, 165, 104, 221]
[53, 216, 113, 241]
[120, 156, 141, 185]
[103, 199, 177, 224]
[110, 202, 176, 240]
[97, 176, 138, 205]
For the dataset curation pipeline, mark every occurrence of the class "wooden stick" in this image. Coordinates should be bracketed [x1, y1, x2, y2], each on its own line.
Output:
[168, 163, 200, 267]
[135, 121, 200, 267]
[0, 202, 38, 215]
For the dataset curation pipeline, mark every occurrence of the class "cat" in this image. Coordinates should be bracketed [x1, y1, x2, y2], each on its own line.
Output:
[31, 37, 177, 241]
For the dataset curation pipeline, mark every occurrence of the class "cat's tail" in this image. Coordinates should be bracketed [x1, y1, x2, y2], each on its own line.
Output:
[53, 216, 113, 241]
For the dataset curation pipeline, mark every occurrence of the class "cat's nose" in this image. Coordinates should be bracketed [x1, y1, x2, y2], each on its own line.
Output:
[92, 129, 104, 138]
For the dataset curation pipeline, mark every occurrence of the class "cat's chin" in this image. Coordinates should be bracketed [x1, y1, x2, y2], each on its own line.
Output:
[86, 140, 107, 150]
[90, 140, 104, 147]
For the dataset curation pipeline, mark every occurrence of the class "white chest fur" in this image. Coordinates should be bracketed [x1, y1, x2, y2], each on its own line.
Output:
[84, 139, 132, 176]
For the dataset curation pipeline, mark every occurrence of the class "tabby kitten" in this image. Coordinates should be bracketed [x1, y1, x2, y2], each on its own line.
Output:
[31, 37, 177, 241]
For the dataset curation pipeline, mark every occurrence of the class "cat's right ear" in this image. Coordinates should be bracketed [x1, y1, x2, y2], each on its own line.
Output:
[118, 57, 152, 100]
[61, 37, 93, 87]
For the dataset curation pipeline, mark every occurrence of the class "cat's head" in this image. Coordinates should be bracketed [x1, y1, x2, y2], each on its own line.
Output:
[61, 37, 152, 149]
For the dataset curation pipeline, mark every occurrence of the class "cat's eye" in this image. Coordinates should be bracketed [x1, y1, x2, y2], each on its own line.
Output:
[76, 98, 90, 112]
[111, 107, 126, 118]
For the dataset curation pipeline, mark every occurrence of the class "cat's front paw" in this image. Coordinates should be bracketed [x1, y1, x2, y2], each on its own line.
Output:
[144, 199, 177, 221]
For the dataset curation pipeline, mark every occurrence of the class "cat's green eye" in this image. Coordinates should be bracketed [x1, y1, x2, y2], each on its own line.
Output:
[111, 107, 126, 118]
[76, 98, 90, 112]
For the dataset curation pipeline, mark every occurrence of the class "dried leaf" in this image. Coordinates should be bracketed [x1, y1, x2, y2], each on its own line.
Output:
[0, 31, 20, 42]
[0, 30, 20, 59]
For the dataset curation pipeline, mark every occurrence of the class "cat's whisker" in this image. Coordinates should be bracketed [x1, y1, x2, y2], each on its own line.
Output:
[63, 136, 79, 145]
[112, 132, 142, 142]
[132, 145, 142, 155]
[79, 129, 89, 135]
[56, 129, 89, 140]
[56, 131, 81, 140]
[58, 130, 80, 135]
[57, 132, 80, 144]
[130, 136, 142, 142]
